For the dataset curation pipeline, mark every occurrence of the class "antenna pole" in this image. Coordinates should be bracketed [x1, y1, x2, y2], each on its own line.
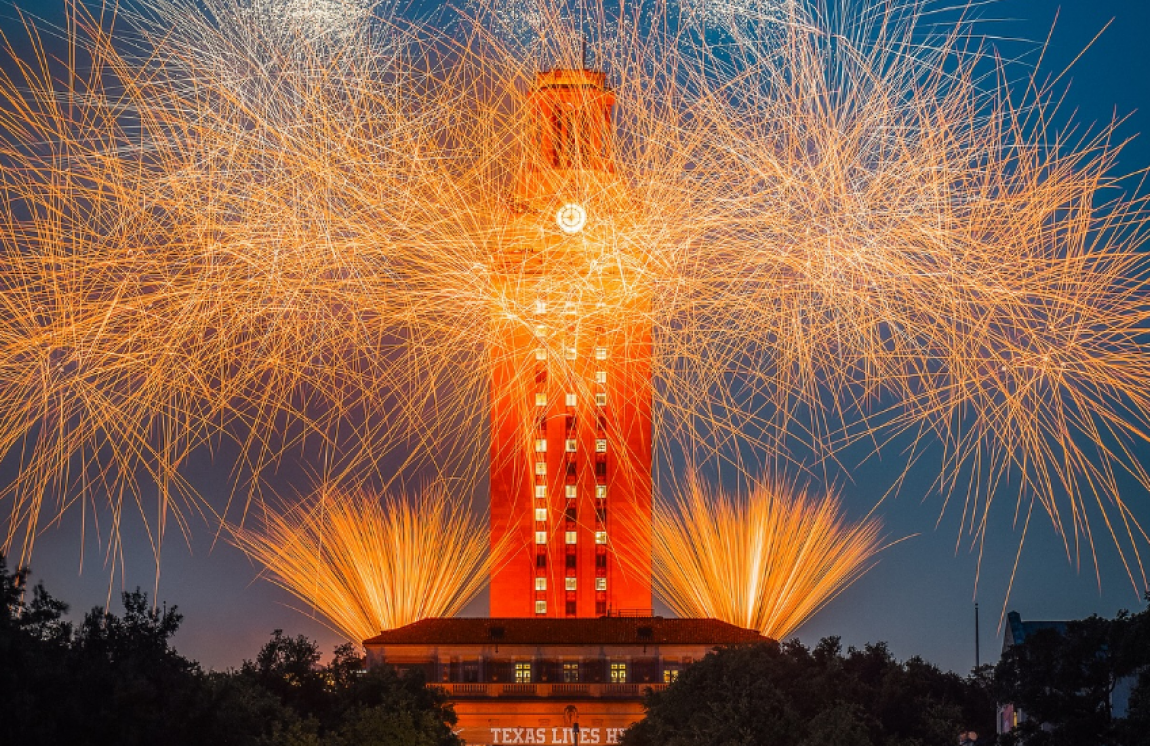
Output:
[975, 602, 981, 670]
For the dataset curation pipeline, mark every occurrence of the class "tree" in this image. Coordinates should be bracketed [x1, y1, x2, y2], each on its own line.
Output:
[622, 640, 994, 746]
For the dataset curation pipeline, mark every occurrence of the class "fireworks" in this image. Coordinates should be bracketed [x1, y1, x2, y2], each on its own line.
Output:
[0, 0, 1146, 599]
[652, 478, 885, 638]
[231, 485, 499, 641]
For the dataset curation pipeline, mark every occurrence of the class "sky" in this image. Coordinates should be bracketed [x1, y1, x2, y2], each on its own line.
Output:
[2, 0, 1150, 675]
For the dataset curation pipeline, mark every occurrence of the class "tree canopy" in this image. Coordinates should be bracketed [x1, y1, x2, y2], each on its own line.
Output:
[621, 637, 995, 746]
[0, 554, 461, 746]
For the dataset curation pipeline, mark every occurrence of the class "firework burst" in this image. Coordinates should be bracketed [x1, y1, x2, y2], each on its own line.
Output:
[652, 478, 885, 638]
[0, 0, 1145, 598]
[231, 485, 500, 641]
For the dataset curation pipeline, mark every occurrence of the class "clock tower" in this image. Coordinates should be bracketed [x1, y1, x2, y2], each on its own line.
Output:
[489, 67, 653, 618]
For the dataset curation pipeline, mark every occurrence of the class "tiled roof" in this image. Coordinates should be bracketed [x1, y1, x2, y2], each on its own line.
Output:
[364, 617, 770, 646]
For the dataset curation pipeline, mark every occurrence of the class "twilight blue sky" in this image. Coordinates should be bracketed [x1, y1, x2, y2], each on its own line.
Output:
[3, 0, 1150, 675]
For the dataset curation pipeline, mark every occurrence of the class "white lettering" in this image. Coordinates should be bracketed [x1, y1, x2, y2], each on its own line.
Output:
[491, 727, 503, 745]
[606, 728, 620, 744]
[589, 728, 601, 744]
[537, 728, 547, 742]
[525, 728, 536, 743]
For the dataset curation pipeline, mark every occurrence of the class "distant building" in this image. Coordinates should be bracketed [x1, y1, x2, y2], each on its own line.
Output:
[997, 610, 1138, 738]
[364, 616, 769, 744]
[997, 611, 1069, 736]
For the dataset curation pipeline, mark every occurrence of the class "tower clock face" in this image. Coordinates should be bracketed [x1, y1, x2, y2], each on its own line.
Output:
[556, 203, 588, 234]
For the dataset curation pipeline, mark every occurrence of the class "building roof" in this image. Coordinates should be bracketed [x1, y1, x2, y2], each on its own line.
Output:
[364, 617, 771, 647]
[1003, 610, 1069, 652]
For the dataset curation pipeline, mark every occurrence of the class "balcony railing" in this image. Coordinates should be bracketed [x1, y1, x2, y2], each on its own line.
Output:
[432, 682, 668, 699]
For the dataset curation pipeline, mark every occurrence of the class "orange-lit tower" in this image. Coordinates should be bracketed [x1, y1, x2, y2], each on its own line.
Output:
[489, 67, 653, 617]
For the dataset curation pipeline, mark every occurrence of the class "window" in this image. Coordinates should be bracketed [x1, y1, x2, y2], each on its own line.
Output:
[535, 347, 546, 361]
[535, 393, 547, 407]
[517, 662, 534, 681]
[566, 484, 577, 499]
[610, 663, 627, 684]
[595, 439, 607, 453]
[536, 485, 547, 499]
[565, 531, 577, 544]
[596, 601, 607, 615]
[535, 461, 546, 475]
[595, 371, 607, 384]
[564, 301, 576, 315]
[536, 554, 547, 568]
[565, 346, 576, 360]
[535, 300, 547, 314]
[563, 663, 580, 683]
[535, 531, 547, 544]
[595, 346, 607, 360]
[535, 577, 547, 591]
[663, 668, 680, 683]
[595, 392, 607, 406]
[595, 531, 607, 544]
[565, 600, 577, 615]
[596, 485, 607, 499]
[463, 662, 479, 683]
[565, 438, 577, 453]
[565, 393, 576, 407]
[534, 508, 547, 522]
[535, 439, 547, 452]
[534, 601, 547, 616]
[565, 577, 577, 591]
[596, 577, 607, 591]
[535, 324, 546, 337]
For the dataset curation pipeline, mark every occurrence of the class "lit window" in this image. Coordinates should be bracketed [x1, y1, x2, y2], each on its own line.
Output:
[595, 346, 607, 360]
[595, 393, 607, 406]
[563, 662, 580, 683]
[535, 531, 547, 544]
[535, 348, 546, 361]
[596, 577, 607, 591]
[535, 300, 547, 314]
[535, 393, 546, 407]
[564, 301, 576, 315]
[534, 601, 546, 616]
[610, 663, 627, 683]
[535, 577, 547, 591]
[595, 531, 607, 544]
[517, 661, 534, 681]
[595, 485, 607, 499]
[535, 508, 547, 522]
[565, 393, 576, 407]
[565, 439, 577, 452]
[565, 346, 576, 360]
[535, 439, 547, 453]
[566, 485, 577, 499]
[565, 577, 577, 591]
[595, 371, 606, 384]
[535, 324, 547, 337]
[595, 439, 607, 453]
[565, 531, 577, 544]
[535, 461, 547, 475]
[536, 485, 547, 498]
[663, 669, 680, 683]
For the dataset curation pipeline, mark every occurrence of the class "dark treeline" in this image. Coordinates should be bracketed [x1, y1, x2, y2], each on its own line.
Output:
[5, 554, 1149, 746]
[0, 555, 462, 746]
[621, 638, 996, 746]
